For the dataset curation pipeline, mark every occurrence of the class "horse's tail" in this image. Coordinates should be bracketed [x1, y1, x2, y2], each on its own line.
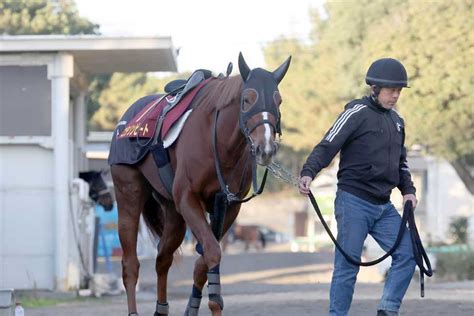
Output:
[142, 196, 164, 240]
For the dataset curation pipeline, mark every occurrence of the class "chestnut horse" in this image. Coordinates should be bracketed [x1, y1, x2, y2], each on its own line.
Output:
[109, 53, 291, 315]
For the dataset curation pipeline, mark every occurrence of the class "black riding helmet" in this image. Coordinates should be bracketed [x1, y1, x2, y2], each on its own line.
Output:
[365, 58, 409, 88]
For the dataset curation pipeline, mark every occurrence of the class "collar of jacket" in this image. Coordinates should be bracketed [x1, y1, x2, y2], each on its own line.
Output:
[365, 95, 389, 113]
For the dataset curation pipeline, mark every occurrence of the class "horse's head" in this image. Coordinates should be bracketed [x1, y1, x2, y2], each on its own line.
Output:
[79, 170, 114, 211]
[238, 52, 291, 166]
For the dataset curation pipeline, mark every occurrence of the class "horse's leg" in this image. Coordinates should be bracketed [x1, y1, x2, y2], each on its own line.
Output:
[184, 202, 241, 316]
[153, 200, 186, 315]
[112, 165, 150, 315]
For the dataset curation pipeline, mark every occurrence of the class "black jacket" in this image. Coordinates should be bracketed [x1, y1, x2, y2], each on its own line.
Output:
[301, 96, 416, 204]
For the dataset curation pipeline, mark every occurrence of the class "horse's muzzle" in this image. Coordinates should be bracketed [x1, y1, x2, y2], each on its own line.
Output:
[255, 142, 278, 166]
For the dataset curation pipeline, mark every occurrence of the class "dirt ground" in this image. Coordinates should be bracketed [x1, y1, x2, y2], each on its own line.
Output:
[26, 244, 473, 316]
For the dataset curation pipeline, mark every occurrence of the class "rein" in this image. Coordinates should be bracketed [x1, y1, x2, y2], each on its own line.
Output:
[212, 109, 268, 204]
[267, 161, 433, 297]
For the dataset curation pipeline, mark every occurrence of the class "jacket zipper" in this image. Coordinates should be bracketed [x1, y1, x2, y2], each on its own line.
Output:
[383, 114, 392, 172]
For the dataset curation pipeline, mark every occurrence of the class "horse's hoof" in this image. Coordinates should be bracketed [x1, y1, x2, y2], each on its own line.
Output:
[208, 301, 222, 316]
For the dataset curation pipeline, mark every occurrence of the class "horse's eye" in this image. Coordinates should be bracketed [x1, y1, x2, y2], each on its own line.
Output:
[242, 88, 258, 112]
[273, 91, 282, 106]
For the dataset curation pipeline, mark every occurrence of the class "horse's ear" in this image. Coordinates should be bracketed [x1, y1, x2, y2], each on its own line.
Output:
[273, 55, 292, 84]
[238, 52, 251, 82]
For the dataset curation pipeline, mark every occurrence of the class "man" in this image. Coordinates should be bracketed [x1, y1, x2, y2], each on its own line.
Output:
[299, 58, 417, 316]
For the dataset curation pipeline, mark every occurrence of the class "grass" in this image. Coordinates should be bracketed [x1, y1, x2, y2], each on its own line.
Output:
[20, 297, 65, 308]
[16, 293, 104, 309]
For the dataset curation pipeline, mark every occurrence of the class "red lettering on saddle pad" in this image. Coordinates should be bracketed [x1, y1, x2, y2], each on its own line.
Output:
[118, 78, 212, 140]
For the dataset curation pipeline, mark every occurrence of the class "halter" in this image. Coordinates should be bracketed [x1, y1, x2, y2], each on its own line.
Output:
[89, 182, 111, 202]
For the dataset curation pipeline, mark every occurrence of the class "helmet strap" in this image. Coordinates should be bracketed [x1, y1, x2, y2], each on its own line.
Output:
[372, 85, 381, 97]
[370, 86, 382, 105]
[370, 86, 382, 103]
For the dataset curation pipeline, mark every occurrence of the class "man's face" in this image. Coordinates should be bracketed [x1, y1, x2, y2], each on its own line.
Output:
[376, 87, 403, 109]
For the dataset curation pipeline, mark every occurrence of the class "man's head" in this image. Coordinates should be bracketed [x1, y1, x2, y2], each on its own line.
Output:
[366, 58, 408, 109]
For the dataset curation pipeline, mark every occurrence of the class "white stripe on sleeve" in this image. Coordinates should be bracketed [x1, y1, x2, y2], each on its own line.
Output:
[328, 104, 367, 142]
[325, 104, 366, 142]
[325, 105, 363, 141]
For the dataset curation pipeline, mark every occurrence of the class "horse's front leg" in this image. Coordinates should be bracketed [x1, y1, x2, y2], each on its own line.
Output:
[184, 255, 207, 316]
[183, 200, 241, 316]
[177, 190, 224, 316]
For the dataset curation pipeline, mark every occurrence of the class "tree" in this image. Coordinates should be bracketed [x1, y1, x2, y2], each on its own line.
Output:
[264, 0, 473, 192]
[0, 0, 99, 35]
[361, 0, 473, 192]
[88, 71, 188, 130]
[0, 0, 106, 124]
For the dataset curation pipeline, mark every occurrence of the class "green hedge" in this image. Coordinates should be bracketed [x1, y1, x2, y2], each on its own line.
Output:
[436, 250, 474, 281]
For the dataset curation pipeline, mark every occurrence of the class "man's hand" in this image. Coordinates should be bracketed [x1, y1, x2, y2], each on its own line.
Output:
[298, 176, 313, 195]
[403, 194, 417, 209]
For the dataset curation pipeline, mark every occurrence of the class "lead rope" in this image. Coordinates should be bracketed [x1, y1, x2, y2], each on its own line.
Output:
[267, 160, 433, 297]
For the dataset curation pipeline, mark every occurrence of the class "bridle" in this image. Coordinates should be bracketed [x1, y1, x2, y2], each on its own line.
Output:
[239, 78, 282, 156]
[211, 52, 290, 205]
[212, 77, 281, 204]
[88, 175, 111, 202]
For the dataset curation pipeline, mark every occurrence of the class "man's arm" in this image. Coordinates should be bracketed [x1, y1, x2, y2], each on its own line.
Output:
[299, 104, 367, 194]
[398, 129, 417, 207]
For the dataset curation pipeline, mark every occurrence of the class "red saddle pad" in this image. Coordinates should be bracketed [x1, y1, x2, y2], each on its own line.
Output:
[118, 78, 212, 139]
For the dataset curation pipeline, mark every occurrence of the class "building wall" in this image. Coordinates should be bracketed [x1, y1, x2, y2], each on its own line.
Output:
[0, 145, 54, 289]
[425, 157, 474, 243]
[0, 66, 51, 136]
[0, 55, 91, 290]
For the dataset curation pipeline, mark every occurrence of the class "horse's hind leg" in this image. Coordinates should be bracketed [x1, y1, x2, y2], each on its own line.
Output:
[152, 199, 186, 315]
[112, 165, 150, 315]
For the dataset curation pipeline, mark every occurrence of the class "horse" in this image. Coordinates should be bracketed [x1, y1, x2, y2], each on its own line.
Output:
[237, 224, 269, 251]
[109, 53, 291, 316]
[222, 224, 266, 252]
[79, 170, 114, 211]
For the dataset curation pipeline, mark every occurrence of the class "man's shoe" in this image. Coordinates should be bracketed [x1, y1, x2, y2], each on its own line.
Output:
[377, 310, 398, 316]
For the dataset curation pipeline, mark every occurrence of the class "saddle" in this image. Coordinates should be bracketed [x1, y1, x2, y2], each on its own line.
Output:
[164, 69, 213, 94]
[118, 69, 214, 197]
[118, 69, 213, 141]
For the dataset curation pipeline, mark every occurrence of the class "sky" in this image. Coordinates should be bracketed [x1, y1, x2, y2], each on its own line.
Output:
[75, 0, 324, 73]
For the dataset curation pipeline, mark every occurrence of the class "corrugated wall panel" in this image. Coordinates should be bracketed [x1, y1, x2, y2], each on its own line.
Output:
[0, 145, 54, 289]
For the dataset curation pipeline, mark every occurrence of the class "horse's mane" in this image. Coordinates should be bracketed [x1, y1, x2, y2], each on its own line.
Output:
[198, 75, 242, 113]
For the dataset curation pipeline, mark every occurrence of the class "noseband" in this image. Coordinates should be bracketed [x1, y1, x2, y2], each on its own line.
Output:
[240, 114, 280, 156]
[89, 182, 111, 202]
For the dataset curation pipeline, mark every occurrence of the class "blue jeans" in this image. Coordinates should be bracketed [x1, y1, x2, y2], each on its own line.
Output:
[329, 190, 416, 316]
